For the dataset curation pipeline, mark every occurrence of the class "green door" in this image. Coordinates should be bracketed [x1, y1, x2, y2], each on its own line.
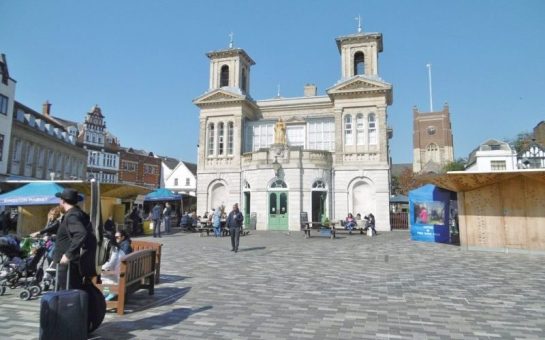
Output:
[268, 191, 289, 230]
[244, 192, 250, 227]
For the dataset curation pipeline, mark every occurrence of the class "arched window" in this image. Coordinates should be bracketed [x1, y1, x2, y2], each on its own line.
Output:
[270, 179, 287, 189]
[220, 65, 229, 87]
[227, 122, 234, 155]
[207, 123, 215, 156]
[344, 114, 353, 145]
[241, 68, 247, 93]
[354, 52, 365, 76]
[312, 180, 326, 190]
[356, 113, 365, 145]
[218, 122, 225, 155]
[368, 113, 377, 145]
[427, 143, 439, 163]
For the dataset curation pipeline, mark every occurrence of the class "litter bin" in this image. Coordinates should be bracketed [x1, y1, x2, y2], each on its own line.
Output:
[142, 220, 153, 235]
[249, 212, 257, 230]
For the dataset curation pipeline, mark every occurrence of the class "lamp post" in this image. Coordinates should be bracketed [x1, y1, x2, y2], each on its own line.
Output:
[272, 156, 281, 178]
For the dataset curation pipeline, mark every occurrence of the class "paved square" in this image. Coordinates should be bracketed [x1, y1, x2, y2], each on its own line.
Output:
[1, 230, 544, 339]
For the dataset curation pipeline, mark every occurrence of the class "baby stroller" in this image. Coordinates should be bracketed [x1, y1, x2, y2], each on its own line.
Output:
[0, 238, 49, 300]
[0, 235, 23, 266]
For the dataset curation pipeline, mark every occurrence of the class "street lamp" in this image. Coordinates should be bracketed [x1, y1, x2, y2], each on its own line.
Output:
[272, 156, 281, 177]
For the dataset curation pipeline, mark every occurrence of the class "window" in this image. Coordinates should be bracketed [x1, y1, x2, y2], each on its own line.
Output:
[47, 150, 54, 172]
[307, 119, 335, 151]
[207, 123, 215, 156]
[122, 161, 137, 172]
[368, 113, 377, 145]
[174, 178, 178, 186]
[144, 164, 157, 175]
[185, 178, 190, 186]
[0, 134, 3, 161]
[286, 125, 305, 147]
[218, 122, 225, 155]
[270, 179, 287, 188]
[64, 155, 71, 177]
[490, 144, 501, 151]
[247, 122, 274, 152]
[356, 113, 365, 145]
[220, 65, 229, 87]
[37, 147, 45, 171]
[227, 122, 234, 155]
[491, 160, 506, 171]
[344, 115, 353, 145]
[241, 68, 247, 93]
[12, 139, 21, 163]
[26, 144, 35, 164]
[354, 52, 365, 76]
[312, 180, 326, 189]
[0, 94, 8, 115]
[426, 143, 439, 163]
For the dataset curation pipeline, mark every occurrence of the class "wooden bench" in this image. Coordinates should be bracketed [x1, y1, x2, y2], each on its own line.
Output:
[301, 222, 337, 239]
[132, 240, 162, 284]
[99, 249, 156, 315]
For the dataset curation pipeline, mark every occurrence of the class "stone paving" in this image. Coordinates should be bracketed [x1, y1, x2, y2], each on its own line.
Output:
[1, 230, 544, 339]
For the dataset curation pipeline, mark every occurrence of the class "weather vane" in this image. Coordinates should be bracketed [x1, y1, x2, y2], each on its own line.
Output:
[228, 32, 234, 48]
[354, 15, 362, 33]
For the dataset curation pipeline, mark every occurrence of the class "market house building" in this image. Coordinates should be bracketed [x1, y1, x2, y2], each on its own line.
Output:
[194, 29, 393, 231]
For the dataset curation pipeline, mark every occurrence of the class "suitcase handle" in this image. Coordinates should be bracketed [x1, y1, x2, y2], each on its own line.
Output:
[54, 263, 70, 291]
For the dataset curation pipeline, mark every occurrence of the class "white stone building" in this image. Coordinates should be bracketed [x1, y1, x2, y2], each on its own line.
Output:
[0, 54, 16, 180]
[465, 139, 517, 172]
[194, 30, 393, 231]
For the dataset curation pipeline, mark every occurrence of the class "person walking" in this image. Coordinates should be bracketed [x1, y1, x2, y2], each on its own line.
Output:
[52, 188, 94, 290]
[151, 203, 163, 238]
[212, 207, 222, 237]
[163, 203, 172, 234]
[226, 203, 244, 253]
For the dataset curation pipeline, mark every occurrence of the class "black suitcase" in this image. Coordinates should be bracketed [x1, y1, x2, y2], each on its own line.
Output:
[39, 265, 88, 340]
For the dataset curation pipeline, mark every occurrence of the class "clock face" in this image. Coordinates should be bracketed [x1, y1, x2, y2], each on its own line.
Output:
[427, 126, 436, 135]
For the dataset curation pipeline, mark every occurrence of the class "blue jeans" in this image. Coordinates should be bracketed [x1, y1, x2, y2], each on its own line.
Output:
[153, 219, 162, 237]
[163, 217, 171, 233]
[345, 221, 356, 231]
[213, 225, 221, 237]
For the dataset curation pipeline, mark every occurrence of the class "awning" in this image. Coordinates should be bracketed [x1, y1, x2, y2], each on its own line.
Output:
[0, 182, 66, 206]
[144, 188, 182, 202]
[423, 169, 545, 192]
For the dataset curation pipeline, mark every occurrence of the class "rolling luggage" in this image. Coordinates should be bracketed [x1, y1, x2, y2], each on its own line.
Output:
[39, 265, 88, 340]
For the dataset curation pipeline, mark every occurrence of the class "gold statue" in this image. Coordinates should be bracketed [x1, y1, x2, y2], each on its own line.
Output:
[274, 118, 286, 144]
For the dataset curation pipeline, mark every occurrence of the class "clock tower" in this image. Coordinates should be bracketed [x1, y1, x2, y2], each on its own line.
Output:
[412, 103, 454, 173]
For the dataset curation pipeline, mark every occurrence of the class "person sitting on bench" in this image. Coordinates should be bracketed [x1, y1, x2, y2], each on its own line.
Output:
[344, 213, 357, 232]
[101, 230, 133, 299]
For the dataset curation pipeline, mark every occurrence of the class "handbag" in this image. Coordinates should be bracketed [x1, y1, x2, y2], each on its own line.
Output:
[149, 221, 154, 230]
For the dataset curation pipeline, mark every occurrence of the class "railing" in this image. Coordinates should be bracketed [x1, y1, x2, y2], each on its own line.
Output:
[390, 212, 409, 230]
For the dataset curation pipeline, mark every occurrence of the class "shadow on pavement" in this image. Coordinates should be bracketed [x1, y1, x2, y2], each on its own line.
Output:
[239, 246, 266, 252]
[159, 274, 191, 283]
[91, 305, 213, 340]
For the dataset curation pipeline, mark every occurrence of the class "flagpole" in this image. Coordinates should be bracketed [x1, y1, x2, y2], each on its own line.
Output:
[426, 63, 433, 111]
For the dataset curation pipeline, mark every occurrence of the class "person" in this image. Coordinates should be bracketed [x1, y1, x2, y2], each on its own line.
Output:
[101, 230, 133, 298]
[364, 213, 377, 235]
[180, 211, 192, 231]
[129, 207, 142, 235]
[52, 188, 94, 290]
[344, 213, 356, 232]
[0, 208, 10, 236]
[226, 203, 244, 253]
[212, 207, 222, 238]
[104, 216, 115, 240]
[163, 203, 172, 234]
[419, 206, 428, 224]
[30, 206, 63, 237]
[150, 203, 162, 238]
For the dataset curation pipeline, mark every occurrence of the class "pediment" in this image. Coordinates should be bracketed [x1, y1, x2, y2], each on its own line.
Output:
[193, 89, 247, 106]
[327, 76, 392, 95]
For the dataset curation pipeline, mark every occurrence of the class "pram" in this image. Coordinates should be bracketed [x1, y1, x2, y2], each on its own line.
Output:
[0, 237, 51, 300]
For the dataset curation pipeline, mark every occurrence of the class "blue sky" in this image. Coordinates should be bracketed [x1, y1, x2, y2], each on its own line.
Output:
[2, 0, 544, 164]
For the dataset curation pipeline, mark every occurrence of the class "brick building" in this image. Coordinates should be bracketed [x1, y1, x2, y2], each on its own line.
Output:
[119, 148, 161, 189]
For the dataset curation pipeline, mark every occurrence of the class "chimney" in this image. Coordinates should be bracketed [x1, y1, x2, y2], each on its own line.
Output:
[42, 101, 51, 116]
[304, 83, 317, 97]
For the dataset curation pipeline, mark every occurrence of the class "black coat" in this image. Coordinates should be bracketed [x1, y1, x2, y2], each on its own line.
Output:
[52, 206, 90, 263]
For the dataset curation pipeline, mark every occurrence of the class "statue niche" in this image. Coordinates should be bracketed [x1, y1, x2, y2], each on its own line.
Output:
[274, 118, 286, 145]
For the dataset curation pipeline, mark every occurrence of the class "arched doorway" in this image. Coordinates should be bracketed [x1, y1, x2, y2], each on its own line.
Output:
[311, 180, 327, 222]
[268, 179, 288, 230]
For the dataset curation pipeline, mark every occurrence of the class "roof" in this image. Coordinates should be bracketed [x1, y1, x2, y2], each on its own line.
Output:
[181, 161, 197, 176]
[423, 169, 545, 192]
[160, 156, 180, 170]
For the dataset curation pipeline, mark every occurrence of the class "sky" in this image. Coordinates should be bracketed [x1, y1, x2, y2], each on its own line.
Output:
[1, 0, 544, 164]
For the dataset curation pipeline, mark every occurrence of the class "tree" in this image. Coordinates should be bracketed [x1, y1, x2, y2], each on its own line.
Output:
[442, 158, 467, 173]
[397, 168, 421, 195]
[506, 131, 533, 154]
